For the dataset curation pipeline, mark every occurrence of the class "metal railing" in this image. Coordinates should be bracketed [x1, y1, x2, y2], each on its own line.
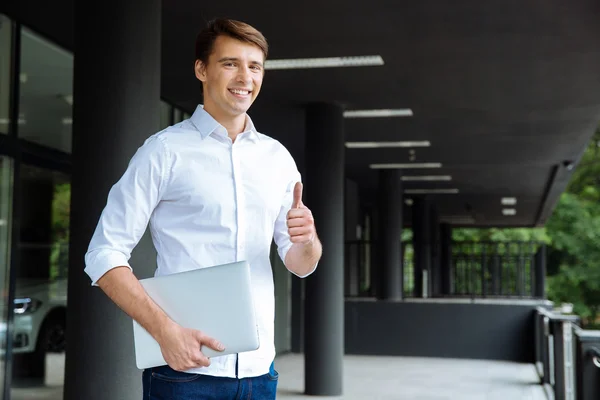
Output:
[535, 307, 600, 400]
[344, 240, 414, 297]
[344, 240, 545, 299]
[451, 241, 544, 298]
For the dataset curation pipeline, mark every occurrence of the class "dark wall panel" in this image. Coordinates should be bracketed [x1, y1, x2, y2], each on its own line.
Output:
[345, 300, 547, 363]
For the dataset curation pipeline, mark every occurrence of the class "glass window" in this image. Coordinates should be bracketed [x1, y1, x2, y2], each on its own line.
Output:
[11, 165, 69, 399]
[0, 15, 12, 134]
[18, 27, 73, 153]
[0, 156, 14, 396]
[160, 100, 171, 129]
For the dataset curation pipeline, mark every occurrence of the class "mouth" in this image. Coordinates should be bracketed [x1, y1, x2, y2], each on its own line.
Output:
[228, 88, 252, 98]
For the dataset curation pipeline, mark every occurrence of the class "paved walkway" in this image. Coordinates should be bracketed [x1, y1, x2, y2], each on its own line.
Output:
[9, 353, 547, 399]
[275, 353, 547, 400]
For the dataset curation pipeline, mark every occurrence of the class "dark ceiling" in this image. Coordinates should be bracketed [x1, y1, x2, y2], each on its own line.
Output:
[4, 0, 600, 227]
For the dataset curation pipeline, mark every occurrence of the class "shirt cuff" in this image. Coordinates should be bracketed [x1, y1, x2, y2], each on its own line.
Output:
[84, 249, 132, 286]
[290, 262, 318, 278]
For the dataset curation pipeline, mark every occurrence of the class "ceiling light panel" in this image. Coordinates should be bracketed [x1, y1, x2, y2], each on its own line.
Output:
[344, 109, 413, 118]
[401, 175, 451, 182]
[404, 189, 459, 194]
[264, 55, 384, 70]
[345, 141, 430, 148]
[370, 163, 442, 169]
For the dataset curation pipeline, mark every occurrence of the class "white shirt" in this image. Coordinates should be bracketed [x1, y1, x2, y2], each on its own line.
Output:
[84, 105, 316, 378]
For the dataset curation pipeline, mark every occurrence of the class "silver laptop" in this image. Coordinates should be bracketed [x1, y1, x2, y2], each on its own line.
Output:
[132, 261, 260, 369]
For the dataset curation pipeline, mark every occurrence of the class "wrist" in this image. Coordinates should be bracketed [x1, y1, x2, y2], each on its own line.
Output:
[154, 315, 177, 343]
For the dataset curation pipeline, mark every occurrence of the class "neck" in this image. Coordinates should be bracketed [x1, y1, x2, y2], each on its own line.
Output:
[203, 104, 246, 141]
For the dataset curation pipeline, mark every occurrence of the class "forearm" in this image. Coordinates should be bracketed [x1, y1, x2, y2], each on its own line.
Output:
[285, 235, 322, 277]
[96, 266, 175, 342]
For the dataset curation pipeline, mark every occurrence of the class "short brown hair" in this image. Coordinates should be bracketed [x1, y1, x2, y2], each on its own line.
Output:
[195, 18, 269, 65]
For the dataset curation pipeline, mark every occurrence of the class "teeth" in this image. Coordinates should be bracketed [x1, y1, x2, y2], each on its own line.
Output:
[230, 89, 249, 95]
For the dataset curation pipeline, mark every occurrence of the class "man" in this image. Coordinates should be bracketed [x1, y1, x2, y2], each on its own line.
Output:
[84, 18, 322, 399]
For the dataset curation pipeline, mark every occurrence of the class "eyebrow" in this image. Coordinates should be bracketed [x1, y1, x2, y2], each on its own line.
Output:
[217, 57, 263, 67]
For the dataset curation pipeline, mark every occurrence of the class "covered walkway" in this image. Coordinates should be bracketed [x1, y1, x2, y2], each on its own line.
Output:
[275, 353, 546, 400]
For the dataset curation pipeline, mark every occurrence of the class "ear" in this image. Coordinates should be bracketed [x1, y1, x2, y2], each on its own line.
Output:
[194, 60, 207, 83]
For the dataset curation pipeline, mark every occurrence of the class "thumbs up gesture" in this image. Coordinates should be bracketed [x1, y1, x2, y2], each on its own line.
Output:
[287, 182, 316, 245]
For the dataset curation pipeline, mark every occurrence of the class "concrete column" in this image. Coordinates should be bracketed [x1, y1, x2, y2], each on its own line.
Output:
[412, 197, 431, 298]
[534, 244, 547, 298]
[369, 205, 381, 297]
[377, 169, 403, 300]
[64, 1, 161, 399]
[304, 103, 344, 396]
[429, 206, 441, 297]
[440, 223, 453, 295]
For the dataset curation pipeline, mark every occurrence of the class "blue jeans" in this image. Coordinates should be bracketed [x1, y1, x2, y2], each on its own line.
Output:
[142, 362, 278, 399]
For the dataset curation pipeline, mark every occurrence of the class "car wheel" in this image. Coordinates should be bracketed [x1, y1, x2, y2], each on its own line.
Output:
[39, 312, 66, 353]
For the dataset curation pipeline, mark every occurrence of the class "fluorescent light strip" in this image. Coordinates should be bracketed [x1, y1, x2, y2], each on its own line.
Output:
[440, 215, 476, 224]
[264, 55, 384, 70]
[346, 141, 430, 148]
[501, 197, 517, 206]
[502, 208, 517, 216]
[344, 109, 413, 118]
[404, 189, 459, 194]
[402, 175, 451, 182]
[370, 163, 442, 169]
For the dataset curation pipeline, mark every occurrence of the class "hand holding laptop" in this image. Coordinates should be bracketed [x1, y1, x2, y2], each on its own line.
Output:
[156, 319, 225, 371]
[132, 261, 260, 370]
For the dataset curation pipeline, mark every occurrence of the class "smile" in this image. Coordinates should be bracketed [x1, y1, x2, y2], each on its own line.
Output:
[229, 89, 251, 96]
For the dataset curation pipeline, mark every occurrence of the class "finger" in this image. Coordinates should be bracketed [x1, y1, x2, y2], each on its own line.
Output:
[287, 208, 312, 220]
[290, 234, 313, 244]
[287, 216, 313, 228]
[192, 351, 211, 368]
[292, 182, 303, 209]
[288, 226, 312, 237]
[199, 333, 225, 352]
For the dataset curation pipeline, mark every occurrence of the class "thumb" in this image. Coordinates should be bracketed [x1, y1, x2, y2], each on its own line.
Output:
[292, 182, 303, 209]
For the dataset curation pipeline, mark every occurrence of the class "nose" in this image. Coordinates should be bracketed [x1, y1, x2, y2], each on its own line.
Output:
[237, 66, 251, 84]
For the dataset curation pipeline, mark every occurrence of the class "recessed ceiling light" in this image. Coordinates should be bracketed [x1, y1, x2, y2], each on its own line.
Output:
[344, 109, 413, 118]
[405, 198, 414, 206]
[402, 175, 451, 182]
[345, 141, 429, 148]
[502, 208, 517, 216]
[404, 189, 459, 194]
[370, 163, 442, 169]
[501, 197, 517, 206]
[264, 55, 384, 70]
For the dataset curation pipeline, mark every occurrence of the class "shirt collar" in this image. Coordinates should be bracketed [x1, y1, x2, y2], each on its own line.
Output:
[189, 105, 261, 143]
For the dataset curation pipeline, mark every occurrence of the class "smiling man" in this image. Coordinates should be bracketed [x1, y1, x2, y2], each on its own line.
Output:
[83, 18, 322, 399]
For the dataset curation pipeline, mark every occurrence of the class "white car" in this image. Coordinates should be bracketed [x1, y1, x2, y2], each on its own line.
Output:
[0, 278, 67, 356]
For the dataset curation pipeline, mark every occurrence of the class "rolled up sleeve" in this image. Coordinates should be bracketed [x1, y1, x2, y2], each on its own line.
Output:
[272, 170, 317, 279]
[84, 135, 170, 285]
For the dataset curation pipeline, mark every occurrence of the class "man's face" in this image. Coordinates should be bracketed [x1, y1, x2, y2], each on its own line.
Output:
[195, 35, 265, 119]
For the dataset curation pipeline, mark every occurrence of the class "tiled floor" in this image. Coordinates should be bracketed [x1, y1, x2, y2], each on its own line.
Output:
[274, 353, 547, 400]
[8, 353, 547, 400]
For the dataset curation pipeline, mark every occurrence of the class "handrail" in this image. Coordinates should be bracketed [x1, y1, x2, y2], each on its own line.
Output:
[538, 309, 600, 400]
[589, 348, 600, 369]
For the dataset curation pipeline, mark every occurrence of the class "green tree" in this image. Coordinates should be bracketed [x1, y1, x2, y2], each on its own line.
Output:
[544, 125, 600, 327]
[50, 183, 70, 280]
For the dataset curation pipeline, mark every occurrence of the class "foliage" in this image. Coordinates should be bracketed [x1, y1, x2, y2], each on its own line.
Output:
[50, 183, 70, 280]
